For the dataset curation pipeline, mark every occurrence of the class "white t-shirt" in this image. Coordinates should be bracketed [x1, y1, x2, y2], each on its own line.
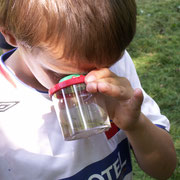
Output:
[0, 49, 169, 180]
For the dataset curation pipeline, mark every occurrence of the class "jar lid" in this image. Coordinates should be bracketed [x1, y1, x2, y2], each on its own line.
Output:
[49, 74, 85, 97]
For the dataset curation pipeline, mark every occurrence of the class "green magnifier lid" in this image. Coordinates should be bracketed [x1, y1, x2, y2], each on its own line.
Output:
[59, 74, 81, 82]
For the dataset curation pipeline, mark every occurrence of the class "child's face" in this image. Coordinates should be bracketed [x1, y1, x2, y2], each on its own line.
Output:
[19, 47, 96, 90]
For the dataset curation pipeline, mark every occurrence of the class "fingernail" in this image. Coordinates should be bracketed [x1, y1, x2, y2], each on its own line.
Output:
[86, 82, 97, 93]
[85, 75, 96, 82]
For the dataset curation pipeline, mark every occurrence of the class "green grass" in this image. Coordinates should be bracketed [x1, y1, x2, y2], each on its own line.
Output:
[127, 0, 180, 179]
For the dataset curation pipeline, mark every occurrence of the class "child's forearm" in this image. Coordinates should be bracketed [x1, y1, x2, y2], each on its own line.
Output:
[85, 68, 177, 179]
[125, 113, 177, 180]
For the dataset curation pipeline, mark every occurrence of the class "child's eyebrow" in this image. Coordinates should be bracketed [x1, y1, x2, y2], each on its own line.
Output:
[53, 72, 71, 79]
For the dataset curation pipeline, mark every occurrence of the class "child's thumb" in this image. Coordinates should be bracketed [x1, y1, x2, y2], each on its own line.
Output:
[131, 88, 144, 111]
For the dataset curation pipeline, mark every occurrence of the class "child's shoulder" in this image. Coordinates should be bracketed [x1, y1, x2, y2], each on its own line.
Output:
[110, 50, 136, 77]
[0, 72, 19, 112]
[0, 55, 20, 113]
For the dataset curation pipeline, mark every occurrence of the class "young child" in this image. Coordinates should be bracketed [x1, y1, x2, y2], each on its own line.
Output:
[0, 0, 176, 180]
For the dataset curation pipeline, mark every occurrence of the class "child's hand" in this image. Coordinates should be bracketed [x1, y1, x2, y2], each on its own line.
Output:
[85, 68, 144, 131]
[85, 68, 176, 179]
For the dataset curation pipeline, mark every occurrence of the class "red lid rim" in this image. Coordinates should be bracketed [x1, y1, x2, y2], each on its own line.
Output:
[49, 75, 85, 97]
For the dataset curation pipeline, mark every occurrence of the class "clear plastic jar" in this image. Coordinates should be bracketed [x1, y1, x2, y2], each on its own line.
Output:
[49, 74, 111, 141]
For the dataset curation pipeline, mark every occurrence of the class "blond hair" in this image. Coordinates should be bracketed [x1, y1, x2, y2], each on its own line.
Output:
[0, 0, 136, 66]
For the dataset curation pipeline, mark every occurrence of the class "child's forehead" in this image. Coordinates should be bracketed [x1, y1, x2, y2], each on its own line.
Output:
[50, 57, 102, 73]
[40, 46, 112, 70]
[36, 49, 98, 73]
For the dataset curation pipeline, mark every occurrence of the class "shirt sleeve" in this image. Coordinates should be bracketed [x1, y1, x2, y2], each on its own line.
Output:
[109, 50, 170, 131]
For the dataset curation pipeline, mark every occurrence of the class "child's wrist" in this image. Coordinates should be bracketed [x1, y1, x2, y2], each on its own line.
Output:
[124, 112, 146, 133]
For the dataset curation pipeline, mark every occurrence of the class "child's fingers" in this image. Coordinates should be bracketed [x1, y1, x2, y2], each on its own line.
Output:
[85, 68, 134, 100]
[86, 81, 133, 100]
[85, 68, 115, 83]
[98, 82, 133, 100]
[85, 82, 98, 93]
[85, 68, 116, 93]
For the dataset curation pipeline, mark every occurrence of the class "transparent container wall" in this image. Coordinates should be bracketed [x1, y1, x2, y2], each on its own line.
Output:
[52, 83, 111, 140]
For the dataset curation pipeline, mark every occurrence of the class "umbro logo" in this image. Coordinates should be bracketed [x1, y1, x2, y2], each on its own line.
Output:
[0, 101, 19, 112]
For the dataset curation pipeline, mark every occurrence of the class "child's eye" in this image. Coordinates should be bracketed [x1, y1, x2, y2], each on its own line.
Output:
[53, 72, 70, 81]
[54, 72, 63, 78]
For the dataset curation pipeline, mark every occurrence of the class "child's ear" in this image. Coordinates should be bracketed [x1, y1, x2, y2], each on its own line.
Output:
[0, 28, 17, 47]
